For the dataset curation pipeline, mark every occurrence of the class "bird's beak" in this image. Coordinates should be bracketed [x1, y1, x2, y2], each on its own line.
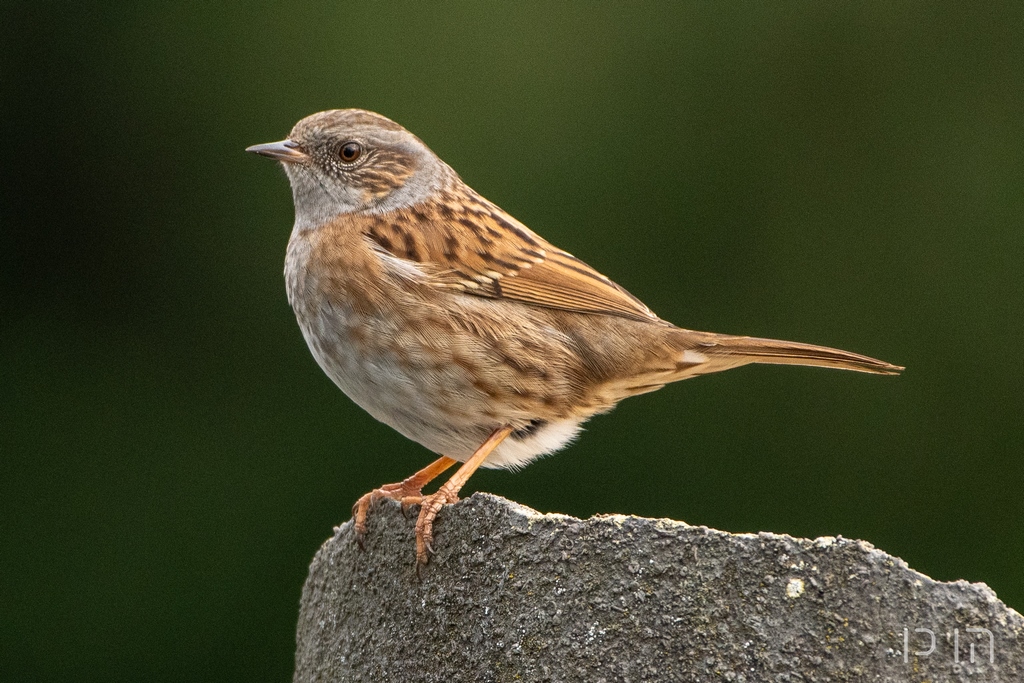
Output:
[245, 139, 308, 163]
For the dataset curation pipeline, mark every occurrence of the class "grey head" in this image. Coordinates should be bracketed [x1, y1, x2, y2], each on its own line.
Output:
[246, 109, 456, 229]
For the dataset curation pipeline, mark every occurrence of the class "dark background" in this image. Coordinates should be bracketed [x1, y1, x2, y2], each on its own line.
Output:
[3, 2, 1021, 681]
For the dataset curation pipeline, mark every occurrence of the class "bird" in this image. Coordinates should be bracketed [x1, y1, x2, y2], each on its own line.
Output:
[246, 109, 902, 568]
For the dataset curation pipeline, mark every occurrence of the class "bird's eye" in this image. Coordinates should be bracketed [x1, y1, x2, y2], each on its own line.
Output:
[338, 142, 362, 163]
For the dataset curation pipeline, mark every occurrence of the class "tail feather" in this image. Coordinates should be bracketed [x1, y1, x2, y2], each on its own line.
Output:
[593, 328, 901, 405]
[689, 333, 904, 376]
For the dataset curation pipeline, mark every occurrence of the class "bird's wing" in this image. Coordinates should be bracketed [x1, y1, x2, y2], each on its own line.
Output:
[363, 195, 661, 323]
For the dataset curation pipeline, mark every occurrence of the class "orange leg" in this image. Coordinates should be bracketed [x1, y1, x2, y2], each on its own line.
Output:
[352, 455, 457, 547]
[415, 426, 513, 568]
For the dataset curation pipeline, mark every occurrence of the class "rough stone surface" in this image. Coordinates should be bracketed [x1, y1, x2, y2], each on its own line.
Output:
[294, 493, 1022, 682]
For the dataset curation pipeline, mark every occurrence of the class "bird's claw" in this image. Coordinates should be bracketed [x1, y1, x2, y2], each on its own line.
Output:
[351, 485, 426, 550]
[413, 487, 460, 569]
[399, 497, 421, 519]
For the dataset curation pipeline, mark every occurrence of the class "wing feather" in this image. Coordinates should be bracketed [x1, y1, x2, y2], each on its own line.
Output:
[363, 192, 660, 323]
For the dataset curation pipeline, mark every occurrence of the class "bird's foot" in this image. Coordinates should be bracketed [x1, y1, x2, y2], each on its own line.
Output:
[352, 484, 425, 548]
[351, 456, 458, 549]
[414, 484, 460, 569]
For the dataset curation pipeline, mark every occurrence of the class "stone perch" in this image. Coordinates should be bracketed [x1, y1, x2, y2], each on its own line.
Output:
[293, 493, 1022, 682]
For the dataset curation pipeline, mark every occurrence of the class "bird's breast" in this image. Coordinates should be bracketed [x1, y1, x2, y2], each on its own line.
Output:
[284, 223, 590, 467]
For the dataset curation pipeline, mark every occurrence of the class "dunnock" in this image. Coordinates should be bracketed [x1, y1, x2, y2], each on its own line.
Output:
[247, 109, 902, 567]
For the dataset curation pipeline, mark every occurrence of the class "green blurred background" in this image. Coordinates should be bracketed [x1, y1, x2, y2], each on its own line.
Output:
[2, 2, 1022, 680]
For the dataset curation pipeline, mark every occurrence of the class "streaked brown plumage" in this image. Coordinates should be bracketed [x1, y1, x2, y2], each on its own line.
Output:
[247, 109, 902, 567]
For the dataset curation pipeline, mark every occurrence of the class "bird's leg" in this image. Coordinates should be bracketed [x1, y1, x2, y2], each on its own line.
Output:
[415, 426, 513, 568]
[352, 455, 457, 547]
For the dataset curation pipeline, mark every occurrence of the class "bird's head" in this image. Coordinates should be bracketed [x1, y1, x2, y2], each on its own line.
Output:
[247, 109, 453, 228]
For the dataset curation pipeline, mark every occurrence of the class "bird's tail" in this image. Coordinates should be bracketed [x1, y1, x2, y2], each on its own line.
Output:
[670, 330, 904, 379]
[592, 327, 902, 405]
